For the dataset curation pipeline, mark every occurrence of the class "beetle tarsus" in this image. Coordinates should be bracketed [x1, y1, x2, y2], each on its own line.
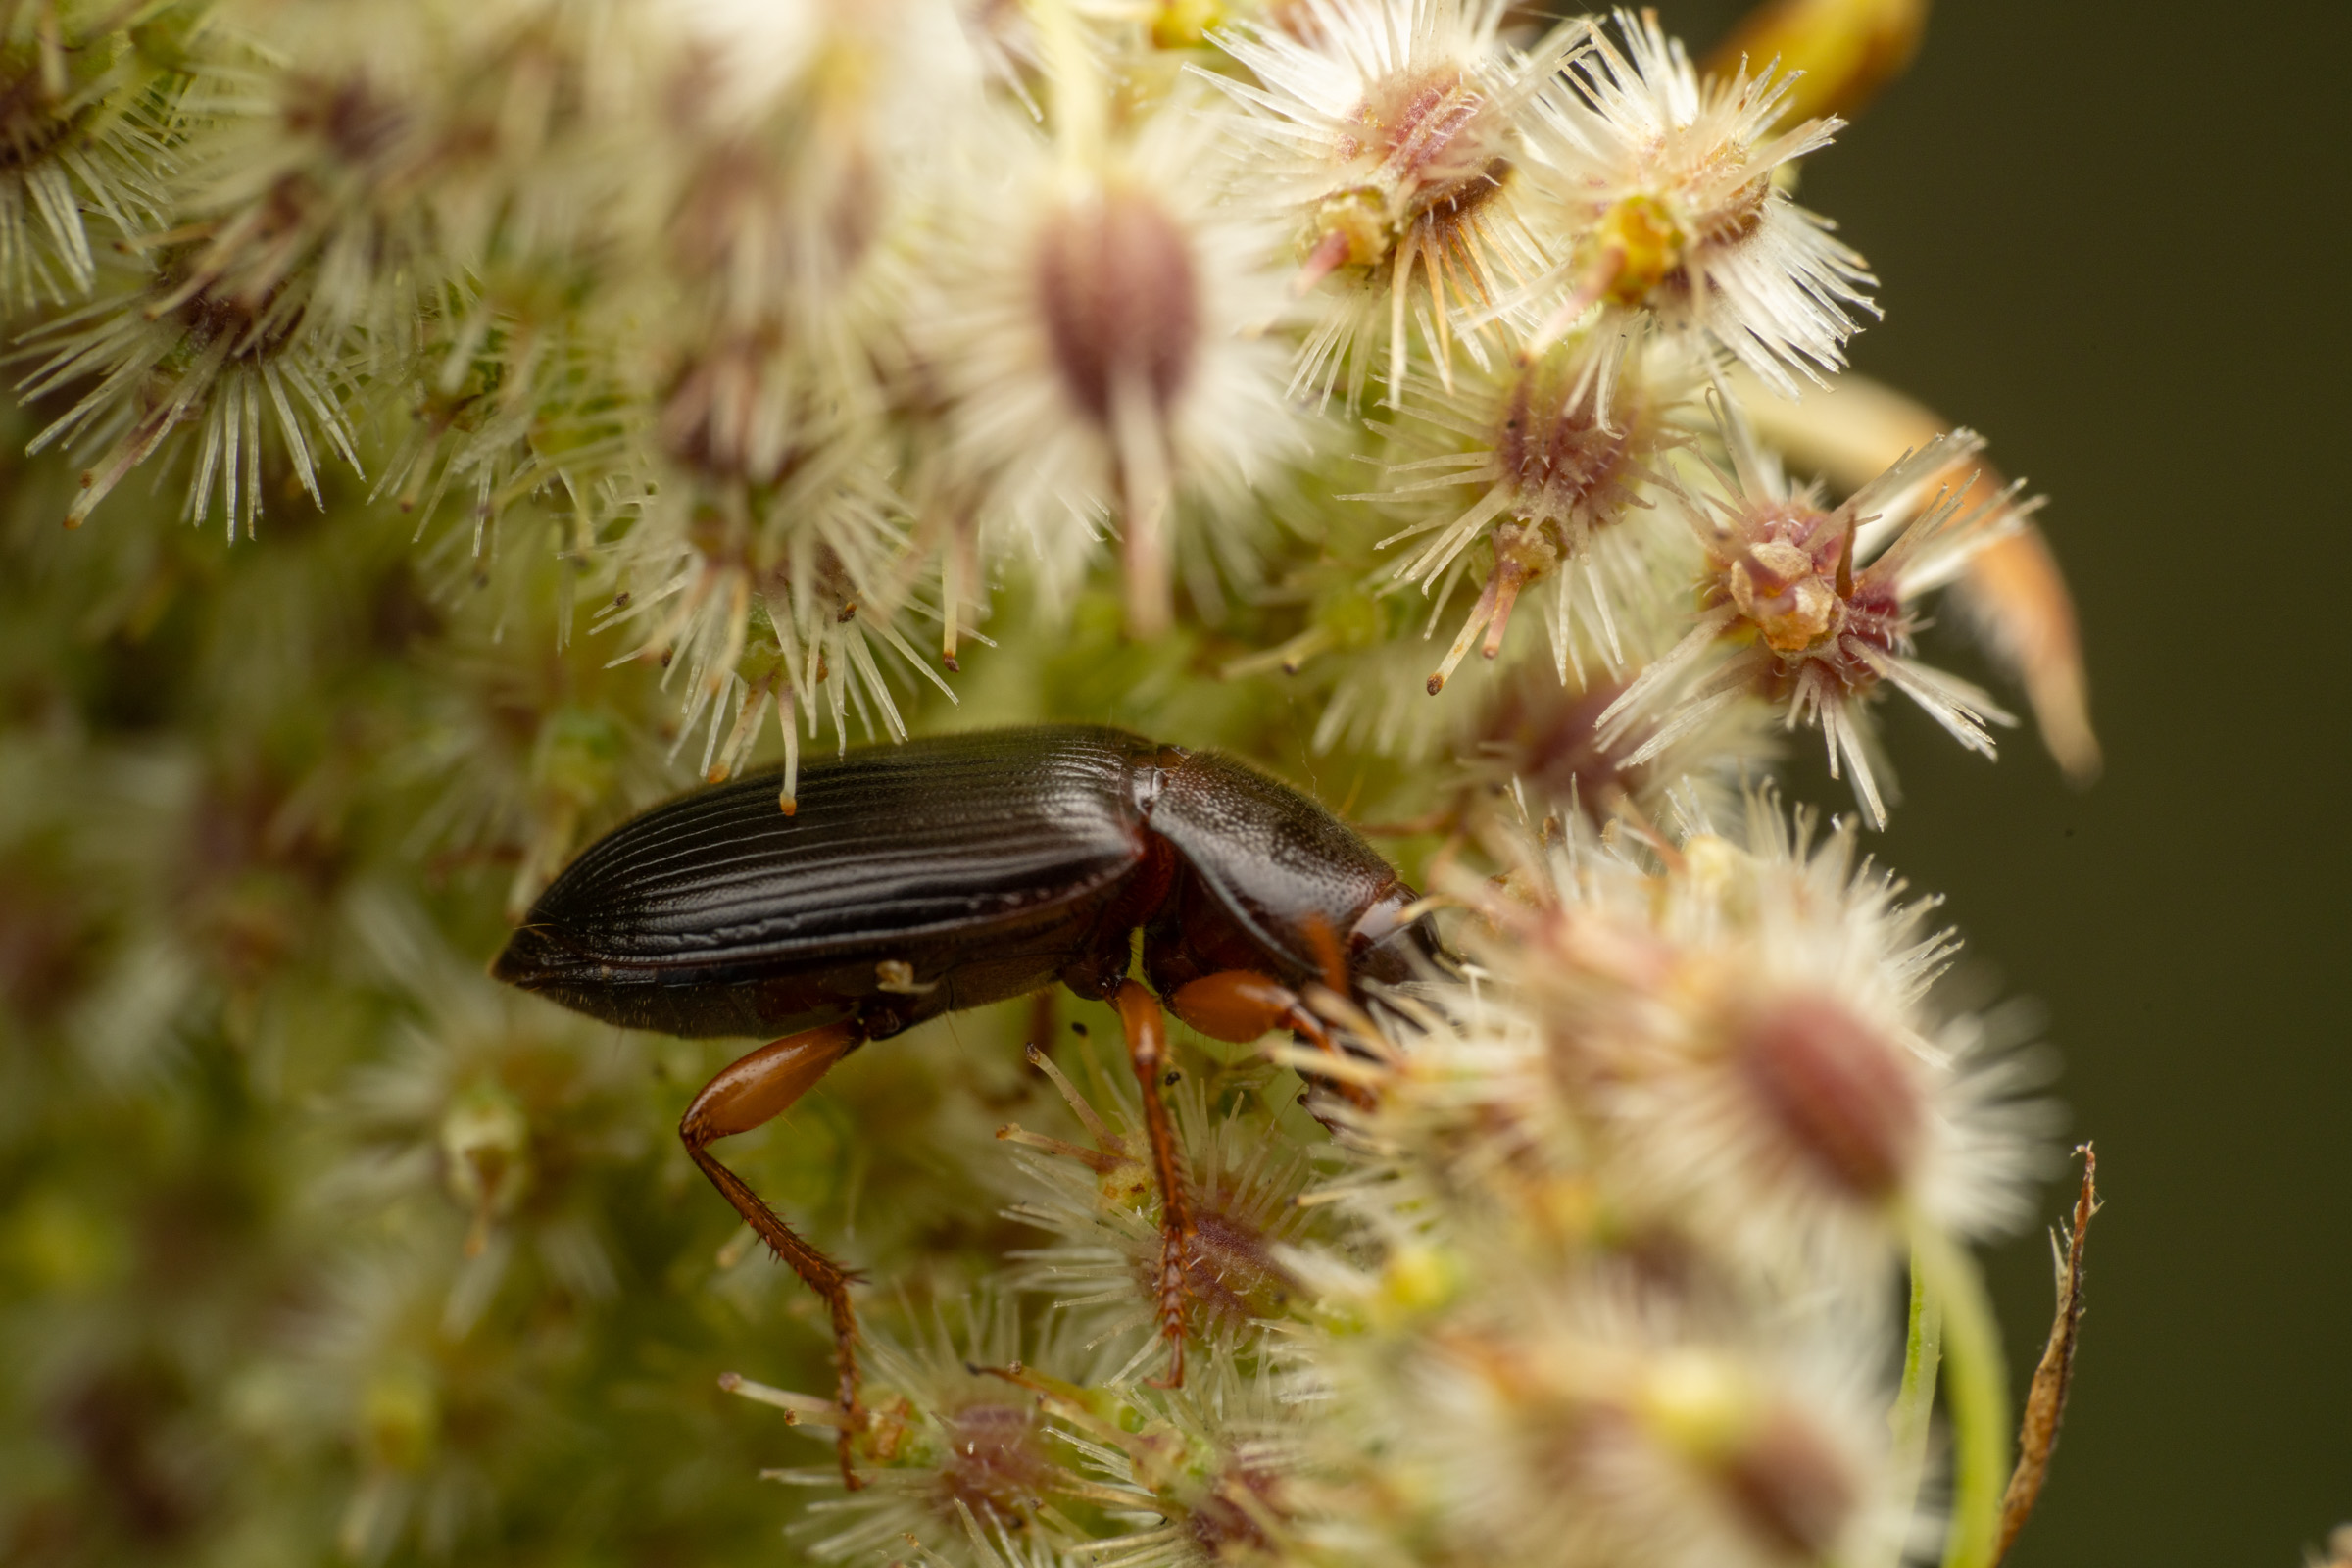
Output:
[1149, 1238, 1189, 1390]
[1113, 980, 1198, 1386]
[679, 1019, 872, 1488]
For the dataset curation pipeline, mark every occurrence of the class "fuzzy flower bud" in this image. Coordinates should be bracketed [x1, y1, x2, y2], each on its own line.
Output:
[925, 82, 1298, 638]
[1034, 187, 1200, 430]
[1431, 797, 2045, 1287]
[1631, 1349, 1868, 1566]
[1731, 990, 1923, 1201]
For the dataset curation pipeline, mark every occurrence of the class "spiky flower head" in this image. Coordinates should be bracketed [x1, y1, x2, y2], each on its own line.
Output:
[1372, 325, 1691, 694]
[999, 1046, 1317, 1383]
[1387, 1293, 1900, 1568]
[20, 270, 364, 537]
[1521, 9, 1877, 393]
[0, 1, 170, 309]
[1601, 416, 2029, 826]
[921, 61, 1301, 637]
[755, 1298, 1090, 1563]
[1462, 797, 2045, 1284]
[1007, 1357, 1308, 1568]
[1210, 0, 1587, 406]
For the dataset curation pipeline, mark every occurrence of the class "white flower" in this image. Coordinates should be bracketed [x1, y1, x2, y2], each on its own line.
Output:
[1479, 799, 2047, 1285]
[1520, 10, 1877, 393]
[1403, 1298, 1902, 1568]
[998, 1046, 1317, 1383]
[1209, 0, 1588, 406]
[920, 78, 1303, 635]
[758, 1297, 1085, 1562]
[589, 433, 956, 802]
[1601, 415, 2030, 828]
[1368, 324, 1695, 694]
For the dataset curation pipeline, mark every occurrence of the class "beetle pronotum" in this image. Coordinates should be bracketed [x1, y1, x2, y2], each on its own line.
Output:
[494, 724, 1441, 1484]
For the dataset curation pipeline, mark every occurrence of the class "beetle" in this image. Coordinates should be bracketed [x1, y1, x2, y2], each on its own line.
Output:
[492, 724, 1441, 1482]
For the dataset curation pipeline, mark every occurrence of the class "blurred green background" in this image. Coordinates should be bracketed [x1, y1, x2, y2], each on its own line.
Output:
[1670, 0, 2351, 1558]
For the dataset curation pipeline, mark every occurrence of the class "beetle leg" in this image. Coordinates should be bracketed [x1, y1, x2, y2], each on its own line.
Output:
[1111, 979, 1197, 1389]
[679, 1019, 869, 1489]
[1166, 970, 1378, 1111]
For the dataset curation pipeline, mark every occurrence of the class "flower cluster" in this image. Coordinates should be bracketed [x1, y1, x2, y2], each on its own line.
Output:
[701, 793, 2055, 1568]
[0, 1, 2098, 1566]
[3, 0, 2095, 811]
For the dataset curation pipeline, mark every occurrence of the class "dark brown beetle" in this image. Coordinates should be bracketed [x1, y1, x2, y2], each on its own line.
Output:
[493, 724, 1440, 1481]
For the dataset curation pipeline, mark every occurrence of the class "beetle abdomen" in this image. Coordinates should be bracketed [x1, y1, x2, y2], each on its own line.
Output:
[495, 725, 1164, 1034]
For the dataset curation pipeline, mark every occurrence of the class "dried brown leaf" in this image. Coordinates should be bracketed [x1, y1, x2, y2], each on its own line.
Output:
[1994, 1143, 2101, 1563]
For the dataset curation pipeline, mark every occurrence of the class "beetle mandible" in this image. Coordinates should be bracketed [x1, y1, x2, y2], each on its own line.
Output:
[492, 724, 1441, 1483]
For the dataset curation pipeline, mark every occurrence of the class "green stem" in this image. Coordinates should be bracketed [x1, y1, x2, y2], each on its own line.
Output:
[1883, 1245, 1944, 1567]
[1916, 1223, 2010, 1568]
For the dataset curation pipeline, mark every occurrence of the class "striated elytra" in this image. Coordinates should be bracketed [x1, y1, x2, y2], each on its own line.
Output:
[493, 723, 1440, 1043]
